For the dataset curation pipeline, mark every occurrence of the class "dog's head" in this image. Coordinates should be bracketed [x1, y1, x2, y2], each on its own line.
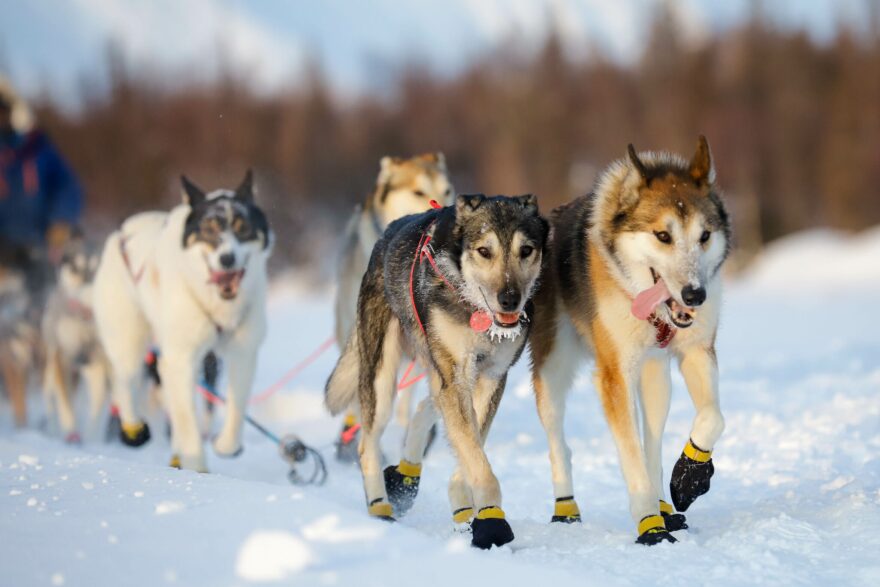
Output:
[453, 194, 548, 330]
[369, 153, 454, 227]
[181, 170, 271, 301]
[597, 136, 731, 328]
[58, 233, 98, 296]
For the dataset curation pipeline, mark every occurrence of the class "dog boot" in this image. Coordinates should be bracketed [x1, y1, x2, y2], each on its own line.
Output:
[367, 498, 395, 522]
[452, 507, 474, 532]
[659, 499, 688, 532]
[551, 496, 582, 523]
[120, 420, 151, 447]
[169, 454, 181, 469]
[670, 439, 715, 512]
[383, 460, 421, 515]
[470, 506, 514, 549]
[105, 406, 122, 443]
[635, 514, 676, 546]
[335, 414, 360, 464]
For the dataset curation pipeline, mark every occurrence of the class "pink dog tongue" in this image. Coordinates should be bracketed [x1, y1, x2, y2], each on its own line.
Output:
[631, 279, 670, 320]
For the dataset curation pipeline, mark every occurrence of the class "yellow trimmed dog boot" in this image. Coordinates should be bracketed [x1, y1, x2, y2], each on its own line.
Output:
[383, 459, 421, 516]
[670, 438, 715, 512]
[551, 495, 581, 523]
[367, 498, 395, 522]
[659, 499, 688, 532]
[120, 420, 151, 447]
[169, 454, 182, 469]
[635, 514, 676, 545]
[335, 413, 360, 464]
[470, 506, 514, 549]
[452, 506, 474, 532]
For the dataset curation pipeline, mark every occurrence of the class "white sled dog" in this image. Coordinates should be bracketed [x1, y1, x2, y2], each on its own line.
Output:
[93, 171, 272, 471]
[333, 153, 454, 459]
[42, 236, 109, 443]
[529, 137, 731, 544]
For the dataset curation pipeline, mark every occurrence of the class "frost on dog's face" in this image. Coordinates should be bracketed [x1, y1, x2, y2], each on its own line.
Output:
[181, 171, 271, 300]
[611, 137, 731, 328]
[454, 194, 548, 330]
[371, 152, 455, 227]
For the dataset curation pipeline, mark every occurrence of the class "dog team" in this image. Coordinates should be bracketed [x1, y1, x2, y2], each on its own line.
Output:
[14, 136, 731, 550]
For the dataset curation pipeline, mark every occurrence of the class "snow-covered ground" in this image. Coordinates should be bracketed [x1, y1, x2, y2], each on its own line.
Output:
[2, 228, 880, 586]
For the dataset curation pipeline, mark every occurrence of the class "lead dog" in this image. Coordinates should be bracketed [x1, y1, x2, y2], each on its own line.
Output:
[326, 194, 548, 549]
[529, 137, 730, 544]
[93, 171, 272, 471]
[333, 153, 454, 459]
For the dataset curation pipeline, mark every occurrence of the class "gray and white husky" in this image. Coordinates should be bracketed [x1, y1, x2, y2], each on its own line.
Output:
[92, 171, 272, 471]
[326, 194, 548, 549]
[528, 137, 731, 544]
[41, 237, 109, 443]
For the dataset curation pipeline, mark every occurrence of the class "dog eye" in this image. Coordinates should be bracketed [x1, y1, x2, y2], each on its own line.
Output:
[654, 231, 672, 244]
[476, 247, 492, 259]
[414, 190, 426, 197]
[520, 245, 534, 258]
[444, 188, 451, 196]
[700, 230, 711, 244]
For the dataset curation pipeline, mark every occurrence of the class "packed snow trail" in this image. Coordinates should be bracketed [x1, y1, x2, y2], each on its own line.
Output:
[2, 229, 879, 586]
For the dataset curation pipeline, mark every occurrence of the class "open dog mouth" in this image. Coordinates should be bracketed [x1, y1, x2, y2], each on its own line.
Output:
[633, 268, 696, 329]
[208, 269, 245, 300]
[493, 311, 521, 328]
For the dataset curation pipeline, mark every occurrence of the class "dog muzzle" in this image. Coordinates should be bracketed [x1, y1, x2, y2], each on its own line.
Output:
[208, 268, 245, 300]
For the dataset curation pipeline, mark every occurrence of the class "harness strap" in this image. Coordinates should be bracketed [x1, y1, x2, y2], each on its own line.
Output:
[118, 234, 145, 284]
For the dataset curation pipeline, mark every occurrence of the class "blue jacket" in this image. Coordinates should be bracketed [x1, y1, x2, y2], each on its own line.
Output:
[0, 129, 83, 247]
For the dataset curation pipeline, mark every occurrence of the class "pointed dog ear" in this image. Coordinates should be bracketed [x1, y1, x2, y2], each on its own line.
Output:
[181, 175, 205, 207]
[688, 135, 714, 187]
[627, 144, 650, 184]
[456, 194, 486, 216]
[235, 169, 255, 202]
[515, 194, 539, 215]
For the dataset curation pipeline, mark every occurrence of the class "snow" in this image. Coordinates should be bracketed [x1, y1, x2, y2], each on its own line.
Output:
[2, 228, 880, 586]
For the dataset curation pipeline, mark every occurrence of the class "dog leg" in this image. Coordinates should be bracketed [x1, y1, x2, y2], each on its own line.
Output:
[640, 357, 685, 530]
[385, 395, 437, 516]
[160, 350, 206, 472]
[81, 358, 110, 440]
[359, 318, 401, 519]
[52, 356, 78, 441]
[593, 321, 673, 545]
[436, 372, 512, 548]
[670, 345, 723, 512]
[1, 350, 28, 428]
[213, 347, 257, 458]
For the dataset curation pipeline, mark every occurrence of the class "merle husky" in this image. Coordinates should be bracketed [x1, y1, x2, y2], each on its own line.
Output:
[92, 171, 272, 472]
[325, 194, 548, 549]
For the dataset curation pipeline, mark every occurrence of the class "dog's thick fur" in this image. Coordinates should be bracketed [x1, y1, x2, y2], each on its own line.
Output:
[333, 153, 454, 444]
[93, 171, 271, 471]
[334, 153, 454, 347]
[326, 194, 548, 541]
[529, 137, 730, 541]
[41, 237, 109, 441]
[0, 263, 37, 427]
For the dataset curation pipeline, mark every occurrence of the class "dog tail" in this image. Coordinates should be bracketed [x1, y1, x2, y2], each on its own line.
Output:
[325, 331, 359, 415]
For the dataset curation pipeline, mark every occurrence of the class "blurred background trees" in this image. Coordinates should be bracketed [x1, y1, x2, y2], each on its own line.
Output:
[26, 6, 880, 271]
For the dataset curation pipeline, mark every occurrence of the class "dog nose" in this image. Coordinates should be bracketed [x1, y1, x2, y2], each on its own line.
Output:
[681, 285, 706, 307]
[219, 252, 236, 269]
[497, 289, 521, 312]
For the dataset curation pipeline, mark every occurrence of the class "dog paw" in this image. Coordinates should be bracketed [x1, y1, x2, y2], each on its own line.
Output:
[367, 499, 396, 522]
[659, 499, 688, 531]
[471, 507, 514, 549]
[334, 422, 360, 464]
[670, 440, 715, 512]
[636, 514, 677, 546]
[169, 454, 181, 469]
[119, 421, 151, 447]
[550, 496, 581, 523]
[383, 461, 421, 516]
[178, 454, 208, 473]
[213, 435, 244, 458]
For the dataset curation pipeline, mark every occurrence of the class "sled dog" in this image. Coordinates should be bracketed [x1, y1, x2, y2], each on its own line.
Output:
[93, 171, 272, 471]
[333, 153, 454, 459]
[529, 136, 731, 544]
[326, 194, 548, 549]
[41, 236, 109, 442]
